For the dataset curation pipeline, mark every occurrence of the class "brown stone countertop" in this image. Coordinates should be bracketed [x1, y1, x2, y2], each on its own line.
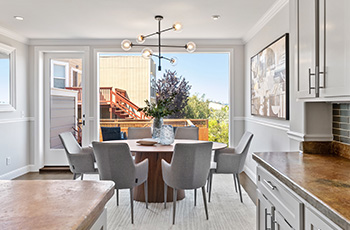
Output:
[253, 152, 350, 230]
[0, 180, 115, 230]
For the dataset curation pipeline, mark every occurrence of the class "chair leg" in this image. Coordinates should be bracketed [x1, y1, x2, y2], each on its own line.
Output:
[173, 188, 177, 225]
[130, 188, 134, 224]
[207, 174, 210, 192]
[144, 180, 148, 209]
[201, 186, 209, 220]
[116, 189, 119, 206]
[233, 174, 238, 193]
[73, 173, 77, 180]
[194, 189, 197, 206]
[236, 174, 243, 203]
[164, 183, 167, 209]
[208, 171, 213, 202]
[81, 174, 84, 180]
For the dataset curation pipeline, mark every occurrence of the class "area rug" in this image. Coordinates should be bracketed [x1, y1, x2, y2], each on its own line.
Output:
[81, 174, 256, 230]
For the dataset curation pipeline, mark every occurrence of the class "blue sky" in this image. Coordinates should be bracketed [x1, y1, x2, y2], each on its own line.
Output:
[101, 52, 229, 104]
[0, 58, 9, 104]
[153, 53, 229, 104]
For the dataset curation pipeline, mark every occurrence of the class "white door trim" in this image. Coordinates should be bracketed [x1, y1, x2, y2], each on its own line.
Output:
[33, 46, 90, 170]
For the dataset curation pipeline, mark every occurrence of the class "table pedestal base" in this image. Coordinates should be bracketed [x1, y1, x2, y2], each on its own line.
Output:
[133, 151, 185, 203]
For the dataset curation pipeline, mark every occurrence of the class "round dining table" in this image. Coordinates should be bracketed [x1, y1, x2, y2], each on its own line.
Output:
[106, 139, 227, 203]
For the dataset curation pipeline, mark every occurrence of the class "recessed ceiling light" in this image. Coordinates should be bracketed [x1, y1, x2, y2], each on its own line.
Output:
[14, 16, 24, 21]
[212, 15, 220, 20]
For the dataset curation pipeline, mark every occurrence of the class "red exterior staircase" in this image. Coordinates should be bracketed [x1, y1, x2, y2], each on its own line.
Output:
[66, 87, 148, 119]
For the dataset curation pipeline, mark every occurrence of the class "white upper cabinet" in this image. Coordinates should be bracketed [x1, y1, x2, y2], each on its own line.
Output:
[322, 0, 350, 97]
[297, 0, 350, 99]
[298, 0, 316, 98]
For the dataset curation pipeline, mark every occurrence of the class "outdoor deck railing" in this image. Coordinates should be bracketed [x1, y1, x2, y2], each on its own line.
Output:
[98, 119, 209, 141]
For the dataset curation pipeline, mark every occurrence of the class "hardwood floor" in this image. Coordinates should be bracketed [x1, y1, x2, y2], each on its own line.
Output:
[239, 172, 257, 204]
[14, 172, 73, 180]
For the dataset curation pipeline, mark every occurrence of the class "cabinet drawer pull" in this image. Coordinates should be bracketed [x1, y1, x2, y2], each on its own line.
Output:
[264, 179, 277, 190]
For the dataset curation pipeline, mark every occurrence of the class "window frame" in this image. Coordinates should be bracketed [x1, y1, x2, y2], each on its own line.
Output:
[0, 43, 16, 112]
[51, 60, 69, 89]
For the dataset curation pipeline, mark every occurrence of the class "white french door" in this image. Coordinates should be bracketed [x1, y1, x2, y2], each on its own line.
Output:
[44, 53, 89, 165]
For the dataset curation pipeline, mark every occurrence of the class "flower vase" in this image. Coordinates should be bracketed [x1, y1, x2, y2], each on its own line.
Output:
[159, 125, 174, 145]
[152, 117, 163, 140]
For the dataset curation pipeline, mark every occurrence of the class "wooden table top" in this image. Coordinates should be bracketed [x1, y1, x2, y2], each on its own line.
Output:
[0, 180, 115, 230]
[105, 139, 227, 152]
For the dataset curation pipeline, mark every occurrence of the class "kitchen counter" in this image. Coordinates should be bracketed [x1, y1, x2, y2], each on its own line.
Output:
[0, 180, 115, 230]
[253, 152, 350, 229]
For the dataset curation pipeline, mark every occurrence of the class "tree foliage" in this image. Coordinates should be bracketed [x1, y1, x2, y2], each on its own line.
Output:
[155, 70, 191, 118]
[138, 93, 177, 119]
[183, 94, 210, 119]
[208, 106, 229, 145]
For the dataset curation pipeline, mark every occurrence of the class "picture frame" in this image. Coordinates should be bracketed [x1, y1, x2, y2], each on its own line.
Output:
[0, 42, 16, 112]
[250, 33, 289, 120]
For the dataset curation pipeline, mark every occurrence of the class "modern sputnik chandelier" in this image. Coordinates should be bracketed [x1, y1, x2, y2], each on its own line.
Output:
[121, 15, 196, 71]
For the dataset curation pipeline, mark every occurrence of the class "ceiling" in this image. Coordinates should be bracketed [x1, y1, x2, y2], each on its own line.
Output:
[0, 0, 277, 40]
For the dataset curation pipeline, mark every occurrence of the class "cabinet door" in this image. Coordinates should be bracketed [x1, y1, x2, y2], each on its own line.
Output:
[305, 207, 342, 230]
[257, 190, 275, 230]
[321, 0, 350, 97]
[275, 211, 294, 230]
[297, 0, 316, 98]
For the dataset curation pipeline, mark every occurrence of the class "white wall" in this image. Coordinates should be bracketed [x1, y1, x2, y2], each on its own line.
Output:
[243, 2, 298, 181]
[0, 34, 33, 179]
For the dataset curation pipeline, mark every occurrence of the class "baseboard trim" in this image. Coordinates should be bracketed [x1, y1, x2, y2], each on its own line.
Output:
[0, 164, 35, 180]
[244, 165, 256, 183]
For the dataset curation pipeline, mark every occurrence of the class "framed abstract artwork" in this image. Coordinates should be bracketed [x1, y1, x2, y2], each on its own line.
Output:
[251, 33, 289, 120]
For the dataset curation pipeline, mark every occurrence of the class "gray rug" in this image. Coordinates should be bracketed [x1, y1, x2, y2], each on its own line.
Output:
[81, 174, 256, 230]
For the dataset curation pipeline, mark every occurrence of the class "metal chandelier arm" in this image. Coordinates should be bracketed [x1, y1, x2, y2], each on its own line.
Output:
[142, 27, 174, 39]
[131, 44, 186, 49]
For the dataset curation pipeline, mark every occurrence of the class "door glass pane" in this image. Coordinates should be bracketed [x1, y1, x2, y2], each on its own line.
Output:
[50, 58, 83, 149]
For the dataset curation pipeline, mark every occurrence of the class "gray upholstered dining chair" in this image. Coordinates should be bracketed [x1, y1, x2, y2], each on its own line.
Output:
[92, 142, 149, 224]
[174, 126, 200, 206]
[207, 131, 253, 203]
[127, 127, 152, 139]
[59, 132, 98, 180]
[174, 126, 199, 140]
[162, 142, 213, 224]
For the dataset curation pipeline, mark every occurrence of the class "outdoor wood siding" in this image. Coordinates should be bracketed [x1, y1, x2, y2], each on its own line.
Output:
[50, 95, 76, 149]
[99, 56, 154, 107]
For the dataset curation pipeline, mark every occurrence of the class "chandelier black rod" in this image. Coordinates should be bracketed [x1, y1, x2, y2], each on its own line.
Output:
[131, 44, 186, 48]
[151, 54, 172, 62]
[143, 27, 174, 39]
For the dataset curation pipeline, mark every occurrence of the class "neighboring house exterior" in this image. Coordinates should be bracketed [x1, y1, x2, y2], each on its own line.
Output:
[99, 56, 157, 108]
[51, 59, 82, 88]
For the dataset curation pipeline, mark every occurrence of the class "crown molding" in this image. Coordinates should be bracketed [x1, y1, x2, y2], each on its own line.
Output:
[0, 25, 29, 44]
[242, 0, 289, 44]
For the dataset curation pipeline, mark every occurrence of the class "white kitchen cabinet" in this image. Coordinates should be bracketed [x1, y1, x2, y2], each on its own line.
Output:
[257, 190, 275, 230]
[297, 0, 350, 99]
[297, 0, 316, 98]
[256, 165, 342, 230]
[275, 211, 294, 230]
[305, 207, 342, 230]
[321, 0, 350, 98]
[257, 166, 303, 230]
